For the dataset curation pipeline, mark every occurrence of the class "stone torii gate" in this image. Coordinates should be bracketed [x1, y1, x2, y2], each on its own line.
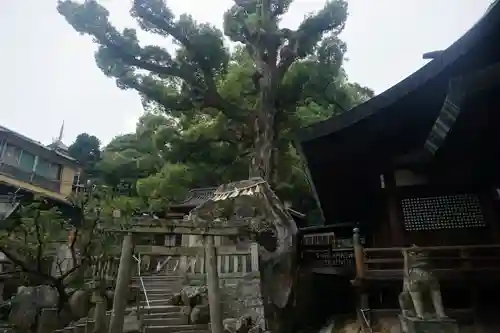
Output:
[103, 220, 246, 333]
[108, 178, 298, 333]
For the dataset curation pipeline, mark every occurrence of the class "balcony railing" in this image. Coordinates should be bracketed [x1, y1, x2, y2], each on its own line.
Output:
[360, 244, 500, 280]
[0, 163, 61, 193]
[299, 224, 365, 274]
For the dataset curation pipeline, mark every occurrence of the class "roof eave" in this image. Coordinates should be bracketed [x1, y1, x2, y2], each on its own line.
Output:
[1, 126, 79, 166]
[296, 0, 500, 143]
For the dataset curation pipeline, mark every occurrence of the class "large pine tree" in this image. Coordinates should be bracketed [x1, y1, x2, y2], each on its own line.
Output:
[57, 0, 370, 189]
[57, 2, 373, 331]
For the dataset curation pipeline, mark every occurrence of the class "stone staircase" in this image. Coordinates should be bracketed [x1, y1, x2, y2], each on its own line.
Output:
[134, 274, 210, 333]
[52, 274, 210, 333]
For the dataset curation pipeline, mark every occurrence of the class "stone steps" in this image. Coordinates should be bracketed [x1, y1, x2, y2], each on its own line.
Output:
[143, 316, 188, 326]
[140, 305, 184, 314]
[140, 299, 177, 307]
[138, 284, 181, 291]
[135, 276, 183, 282]
[142, 312, 185, 319]
[141, 290, 177, 296]
[137, 276, 210, 333]
[137, 275, 182, 309]
[135, 287, 179, 292]
[55, 274, 190, 333]
[143, 324, 209, 333]
[145, 294, 174, 301]
[138, 285, 181, 291]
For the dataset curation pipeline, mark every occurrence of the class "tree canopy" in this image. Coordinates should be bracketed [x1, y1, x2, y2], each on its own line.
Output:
[58, 0, 373, 225]
[68, 133, 101, 181]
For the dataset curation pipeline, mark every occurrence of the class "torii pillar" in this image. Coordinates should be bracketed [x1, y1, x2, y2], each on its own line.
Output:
[108, 232, 135, 333]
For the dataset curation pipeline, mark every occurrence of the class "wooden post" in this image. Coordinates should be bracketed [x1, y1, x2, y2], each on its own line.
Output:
[353, 228, 369, 330]
[108, 233, 134, 333]
[479, 191, 500, 243]
[353, 228, 365, 280]
[384, 171, 406, 245]
[205, 235, 223, 333]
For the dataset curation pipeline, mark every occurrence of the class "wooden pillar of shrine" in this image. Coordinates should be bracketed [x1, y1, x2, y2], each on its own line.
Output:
[353, 228, 369, 329]
[384, 171, 406, 245]
[479, 190, 500, 243]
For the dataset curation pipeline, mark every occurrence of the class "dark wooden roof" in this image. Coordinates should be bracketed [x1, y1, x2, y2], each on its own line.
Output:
[297, 1, 500, 143]
[296, 2, 500, 223]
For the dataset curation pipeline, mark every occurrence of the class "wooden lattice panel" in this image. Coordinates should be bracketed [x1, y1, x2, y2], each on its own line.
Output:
[401, 194, 486, 231]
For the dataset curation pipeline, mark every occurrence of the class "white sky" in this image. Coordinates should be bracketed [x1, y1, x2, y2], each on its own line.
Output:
[0, 0, 493, 146]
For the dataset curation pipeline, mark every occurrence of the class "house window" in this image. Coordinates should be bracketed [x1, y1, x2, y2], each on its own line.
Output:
[35, 158, 61, 180]
[2, 144, 21, 166]
[1, 145, 36, 172]
[73, 173, 81, 186]
[18, 151, 36, 171]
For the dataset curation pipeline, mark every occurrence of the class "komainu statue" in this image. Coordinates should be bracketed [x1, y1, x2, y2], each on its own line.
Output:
[398, 245, 447, 319]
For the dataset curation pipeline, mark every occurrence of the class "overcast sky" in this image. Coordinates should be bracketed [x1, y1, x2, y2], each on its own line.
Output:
[0, 0, 492, 147]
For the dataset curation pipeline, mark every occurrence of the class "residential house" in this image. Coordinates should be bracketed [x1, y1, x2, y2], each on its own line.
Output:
[0, 125, 81, 204]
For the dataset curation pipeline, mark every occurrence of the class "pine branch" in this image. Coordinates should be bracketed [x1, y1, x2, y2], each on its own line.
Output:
[130, 0, 248, 119]
[276, 1, 348, 80]
[0, 244, 56, 284]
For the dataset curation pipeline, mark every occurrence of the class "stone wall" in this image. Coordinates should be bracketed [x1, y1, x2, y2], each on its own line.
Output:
[220, 273, 263, 320]
[187, 272, 264, 321]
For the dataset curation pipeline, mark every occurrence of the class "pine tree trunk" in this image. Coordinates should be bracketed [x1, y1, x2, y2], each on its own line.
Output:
[249, 62, 278, 187]
[249, 62, 298, 333]
[249, 111, 275, 182]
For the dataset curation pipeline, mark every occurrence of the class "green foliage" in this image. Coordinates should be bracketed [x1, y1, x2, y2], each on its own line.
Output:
[0, 201, 67, 277]
[58, 0, 374, 225]
[136, 163, 192, 212]
[68, 133, 101, 180]
[0, 190, 135, 308]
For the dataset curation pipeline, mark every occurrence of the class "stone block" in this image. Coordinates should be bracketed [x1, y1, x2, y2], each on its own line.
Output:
[399, 315, 458, 333]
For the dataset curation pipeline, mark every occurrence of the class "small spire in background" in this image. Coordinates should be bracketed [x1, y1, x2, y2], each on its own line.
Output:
[48, 121, 69, 153]
[58, 121, 65, 143]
